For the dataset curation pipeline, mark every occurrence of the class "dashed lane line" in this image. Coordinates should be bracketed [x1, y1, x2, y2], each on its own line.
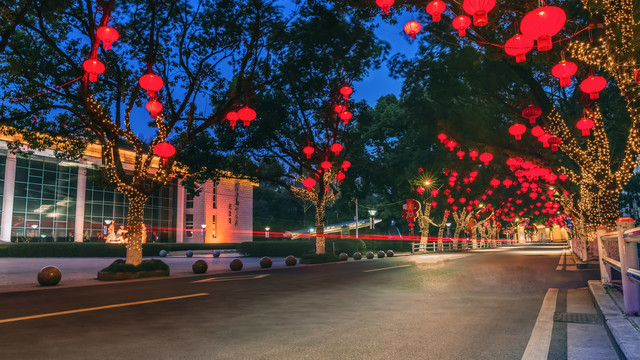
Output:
[363, 264, 412, 273]
[522, 288, 558, 360]
[191, 274, 270, 283]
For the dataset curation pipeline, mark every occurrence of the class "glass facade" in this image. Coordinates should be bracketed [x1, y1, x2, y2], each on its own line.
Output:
[11, 156, 77, 242]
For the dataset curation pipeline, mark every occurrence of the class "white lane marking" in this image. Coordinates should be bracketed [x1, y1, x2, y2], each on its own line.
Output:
[363, 264, 412, 273]
[521, 288, 558, 360]
[556, 249, 565, 271]
[191, 274, 270, 283]
[0, 293, 209, 324]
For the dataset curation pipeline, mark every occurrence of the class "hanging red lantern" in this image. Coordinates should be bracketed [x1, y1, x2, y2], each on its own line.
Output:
[303, 146, 315, 159]
[459, 197, 466, 204]
[339, 111, 353, 124]
[330, 143, 343, 155]
[417, 186, 425, 195]
[478, 152, 493, 165]
[559, 174, 568, 181]
[452, 15, 471, 36]
[546, 174, 558, 184]
[437, 133, 447, 143]
[490, 179, 500, 188]
[538, 133, 551, 147]
[548, 136, 562, 151]
[426, 1, 446, 22]
[238, 106, 257, 126]
[341, 160, 351, 171]
[320, 160, 332, 171]
[83, 59, 105, 82]
[154, 141, 176, 166]
[444, 189, 451, 196]
[431, 189, 439, 197]
[509, 123, 527, 140]
[576, 118, 595, 136]
[456, 150, 465, 159]
[139, 73, 164, 97]
[431, 202, 437, 208]
[96, 26, 119, 50]
[445, 140, 457, 151]
[145, 100, 163, 118]
[303, 178, 317, 191]
[551, 61, 578, 87]
[452, 205, 459, 212]
[336, 172, 346, 184]
[404, 20, 422, 40]
[340, 86, 353, 100]
[376, 0, 394, 14]
[469, 150, 478, 160]
[580, 76, 607, 99]
[333, 104, 346, 114]
[504, 34, 533, 63]
[462, 0, 495, 27]
[520, 6, 566, 52]
[531, 125, 545, 138]
[502, 179, 513, 188]
[226, 111, 239, 129]
[530, 192, 538, 199]
[447, 198, 455, 204]
[635, 69, 640, 84]
[522, 105, 542, 124]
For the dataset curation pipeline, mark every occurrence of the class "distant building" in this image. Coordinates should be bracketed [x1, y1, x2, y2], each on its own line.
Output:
[0, 136, 255, 243]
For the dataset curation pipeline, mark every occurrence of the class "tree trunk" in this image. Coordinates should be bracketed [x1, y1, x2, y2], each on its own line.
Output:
[315, 199, 326, 255]
[125, 194, 148, 265]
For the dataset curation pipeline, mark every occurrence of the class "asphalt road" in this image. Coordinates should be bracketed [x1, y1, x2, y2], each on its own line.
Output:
[0, 245, 604, 359]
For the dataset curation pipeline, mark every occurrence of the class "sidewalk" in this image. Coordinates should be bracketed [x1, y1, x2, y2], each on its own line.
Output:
[0, 252, 293, 293]
[589, 280, 640, 360]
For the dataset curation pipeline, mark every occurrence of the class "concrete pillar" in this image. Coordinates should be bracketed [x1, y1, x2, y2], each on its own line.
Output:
[176, 183, 185, 243]
[0, 153, 16, 242]
[596, 226, 611, 284]
[74, 164, 86, 242]
[616, 218, 640, 315]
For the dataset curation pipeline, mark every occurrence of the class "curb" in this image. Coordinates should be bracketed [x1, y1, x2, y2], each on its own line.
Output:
[588, 280, 640, 360]
[570, 251, 599, 270]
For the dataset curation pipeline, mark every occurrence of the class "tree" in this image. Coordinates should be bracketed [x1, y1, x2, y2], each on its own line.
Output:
[0, 0, 283, 264]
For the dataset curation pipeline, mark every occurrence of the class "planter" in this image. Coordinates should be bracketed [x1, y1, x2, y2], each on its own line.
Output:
[97, 269, 170, 281]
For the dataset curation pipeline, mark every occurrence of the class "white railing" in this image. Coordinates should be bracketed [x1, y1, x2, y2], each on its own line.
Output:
[596, 220, 640, 315]
[411, 238, 510, 253]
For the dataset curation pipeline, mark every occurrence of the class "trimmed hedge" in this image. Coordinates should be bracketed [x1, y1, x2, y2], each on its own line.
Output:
[300, 253, 340, 264]
[0, 243, 236, 257]
[100, 259, 170, 273]
[237, 240, 315, 257]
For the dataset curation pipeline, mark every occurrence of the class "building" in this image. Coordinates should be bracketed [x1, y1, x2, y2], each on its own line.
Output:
[0, 136, 256, 244]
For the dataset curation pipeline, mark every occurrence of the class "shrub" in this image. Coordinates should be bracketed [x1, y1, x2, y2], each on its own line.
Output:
[99, 259, 169, 273]
[329, 239, 367, 255]
[300, 253, 340, 264]
[0, 242, 235, 257]
[236, 240, 315, 257]
[362, 240, 411, 252]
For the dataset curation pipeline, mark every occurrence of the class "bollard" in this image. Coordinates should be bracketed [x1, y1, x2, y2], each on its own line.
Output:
[596, 226, 612, 284]
[616, 218, 640, 315]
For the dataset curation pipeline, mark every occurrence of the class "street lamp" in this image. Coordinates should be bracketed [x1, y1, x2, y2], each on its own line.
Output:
[425, 178, 432, 186]
[265, 226, 270, 238]
[368, 209, 377, 230]
[104, 219, 112, 225]
[446, 222, 451, 238]
[200, 224, 206, 239]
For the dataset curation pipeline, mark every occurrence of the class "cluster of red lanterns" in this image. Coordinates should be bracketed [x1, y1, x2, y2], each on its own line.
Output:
[225, 106, 257, 130]
[437, 133, 492, 166]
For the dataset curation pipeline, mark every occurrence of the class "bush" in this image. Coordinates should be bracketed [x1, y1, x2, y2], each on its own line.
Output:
[236, 240, 315, 257]
[362, 240, 412, 252]
[0, 243, 236, 257]
[329, 239, 367, 255]
[100, 259, 169, 273]
[300, 253, 340, 264]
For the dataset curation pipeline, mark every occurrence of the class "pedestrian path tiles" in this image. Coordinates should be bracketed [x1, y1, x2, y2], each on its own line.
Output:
[556, 248, 578, 271]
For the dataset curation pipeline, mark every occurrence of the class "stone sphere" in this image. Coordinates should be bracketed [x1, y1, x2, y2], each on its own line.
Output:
[377, 250, 386, 258]
[338, 252, 348, 261]
[37, 266, 61, 286]
[186, 250, 193, 258]
[386, 250, 395, 257]
[192, 260, 208, 274]
[353, 252, 362, 260]
[285, 255, 297, 266]
[230, 259, 243, 271]
[159, 250, 167, 257]
[260, 256, 273, 268]
[212, 250, 221, 258]
[366, 251, 374, 259]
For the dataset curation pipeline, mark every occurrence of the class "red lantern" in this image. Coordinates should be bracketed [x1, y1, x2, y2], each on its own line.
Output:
[531, 125, 545, 138]
[333, 104, 346, 114]
[478, 152, 493, 165]
[139, 73, 164, 98]
[635, 69, 640, 84]
[83, 59, 105, 82]
[452, 15, 471, 37]
[522, 105, 542, 124]
[226, 111, 239, 129]
[456, 150, 465, 159]
[404, 20, 422, 40]
[459, 197, 466, 204]
[426, 1, 446, 22]
[504, 34, 533, 63]
[538, 133, 551, 147]
[431, 201, 437, 208]
[447, 198, 455, 204]
[336, 172, 346, 184]
[559, 174, 568, 181]
[154, 141, 175, 165]
[469, 150, 478, 160]
[530, 192, 538, 199]
[330, 143, 343, 155]
[490, 179, 500, 188]
[339, 111, 353, 124]
[546, 174, 558, 184]
[502, 179, 513, 188]
[520, 6, 566, 52]
[146, 100, 163, 118]
[548, 136, 562, 151]
[431, 189, 439, 197]
[576, 118, 595, 136]
[96, 26, 119, 50]
[303, 178, 317, 191]
[376, 0, 394, 14]
[340, 86, 353, 100]
[551, 61, 578, 87]
[445, 140, 457, 151]
[417, 186, 425, 195]
[238, 106, 257, 126]
[303, 146, 315, 159]
[509, 123, 527, 140]
[437, 133, 447, 143]
[463, 0, 495, 27]
[580, 76, 607, 100]
[321, 160, 332, 171]
[452, 206, 459, 212]
[341, 160, 351, 171]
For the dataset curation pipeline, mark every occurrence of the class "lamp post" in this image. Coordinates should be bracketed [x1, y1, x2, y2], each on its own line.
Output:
[265, 226, 270, 238]
[368, 209, 377, 229]
[200, 224, 206, 241]
[446, 222, 451, 238]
